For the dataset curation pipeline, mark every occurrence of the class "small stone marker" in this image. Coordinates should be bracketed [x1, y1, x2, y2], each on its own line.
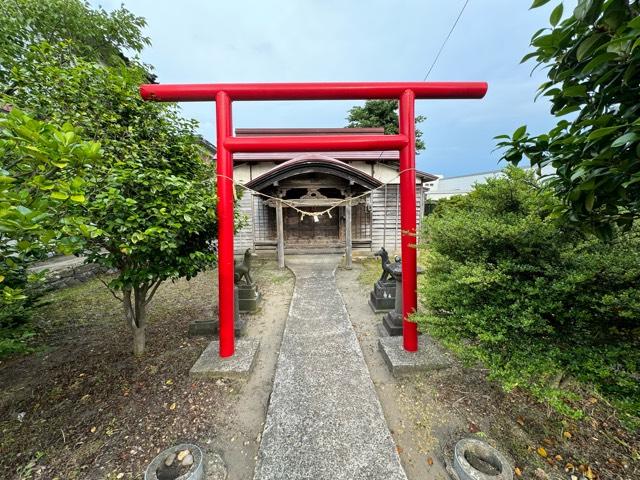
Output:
[369, 247, 398, 313]
[144, 443, 205, 480]
[236, 282, 261, 313]
[452, 438, 513, 480]
[369, 279, 396, 313]
[380, 257, 424, 336]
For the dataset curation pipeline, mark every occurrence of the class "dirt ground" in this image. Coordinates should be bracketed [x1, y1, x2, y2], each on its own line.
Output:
[336, 258, 639, 480]
[2, 256, 637, 480]
[0, 259, 294, 480]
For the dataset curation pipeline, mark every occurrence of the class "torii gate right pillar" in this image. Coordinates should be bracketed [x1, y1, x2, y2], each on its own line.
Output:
[399, 90, 418, 351]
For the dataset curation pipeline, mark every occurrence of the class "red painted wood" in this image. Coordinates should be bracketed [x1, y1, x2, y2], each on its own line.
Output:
[215, 91, 235, 358]
[140, 81, 488, 102]
[140, 81, 488, 357]
[399, 90, 418, 352]
[225, 134, 408, 153]
[235, 127, 384, 136]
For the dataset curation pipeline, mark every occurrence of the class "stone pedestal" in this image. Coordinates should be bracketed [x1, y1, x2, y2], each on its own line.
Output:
[379, 260, 424, 337]
[382, 275, 404, 336]
[237, 282, 261, 313]
[188, 286, 246, 336]
[368, 279, 396, 313]
[378, 336, 451, 377]
[189, 339, 260, 380]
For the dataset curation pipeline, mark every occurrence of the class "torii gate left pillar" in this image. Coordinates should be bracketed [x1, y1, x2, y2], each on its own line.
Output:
[140, 81, 488, 358]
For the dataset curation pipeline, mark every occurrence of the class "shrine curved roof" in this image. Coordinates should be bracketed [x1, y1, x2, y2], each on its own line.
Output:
[244, 154, 383, 192]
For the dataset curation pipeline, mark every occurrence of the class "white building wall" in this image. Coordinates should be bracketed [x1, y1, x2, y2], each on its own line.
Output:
[370, 183, 423, 254]
[234, 192, 254, 252]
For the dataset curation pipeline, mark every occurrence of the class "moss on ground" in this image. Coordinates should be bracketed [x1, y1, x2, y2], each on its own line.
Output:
[356, 257, 380, 288]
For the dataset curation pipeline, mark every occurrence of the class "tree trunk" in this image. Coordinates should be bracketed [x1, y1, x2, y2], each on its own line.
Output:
[123, 285, 148, 356]
[132, 324, 145, 356]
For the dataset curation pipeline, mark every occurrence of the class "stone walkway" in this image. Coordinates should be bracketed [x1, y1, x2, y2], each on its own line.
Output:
[253, 255, 407, 480]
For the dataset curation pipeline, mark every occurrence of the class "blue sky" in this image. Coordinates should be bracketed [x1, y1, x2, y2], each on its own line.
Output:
[92, 0, 566, 177]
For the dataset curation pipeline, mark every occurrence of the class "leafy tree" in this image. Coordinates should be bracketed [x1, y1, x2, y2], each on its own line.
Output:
[0, 107, 101, 355]
[417, 167, 640, 425]
[1, 2, 221, 355]
[0, 107, 101, 278]
[346, 100, 426, 151]
[0, 0, 148, 355]
[8, 43, 221, 355]
[497, 0, 640, 236]
[0, 0, 150, 89]
[84, 146, 218, 356]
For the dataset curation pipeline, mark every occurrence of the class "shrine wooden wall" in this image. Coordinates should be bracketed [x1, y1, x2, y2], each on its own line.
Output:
[234, 183, 424, 255]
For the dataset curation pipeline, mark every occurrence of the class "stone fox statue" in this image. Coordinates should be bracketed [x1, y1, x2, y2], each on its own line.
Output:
[234, 248, 255, 284]
[374, 247, 394, 282]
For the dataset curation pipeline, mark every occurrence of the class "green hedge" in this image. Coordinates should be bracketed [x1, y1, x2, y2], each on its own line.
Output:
[417, 167, 640, 426]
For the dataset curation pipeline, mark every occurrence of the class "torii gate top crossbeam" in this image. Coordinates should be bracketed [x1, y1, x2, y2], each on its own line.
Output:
[140, 81, 487, 102]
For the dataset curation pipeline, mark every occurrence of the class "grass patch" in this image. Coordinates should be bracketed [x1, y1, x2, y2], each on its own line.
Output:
[356, 257, 380, 288]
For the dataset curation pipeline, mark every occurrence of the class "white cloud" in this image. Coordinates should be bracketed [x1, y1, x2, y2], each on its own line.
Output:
[92, 0, 570, 176]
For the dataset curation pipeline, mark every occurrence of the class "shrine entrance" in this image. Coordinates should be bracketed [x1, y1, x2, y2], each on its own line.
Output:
[285, 206, 339, 246]
[140, 81, 488, 358]
[245, 155, 381, 254]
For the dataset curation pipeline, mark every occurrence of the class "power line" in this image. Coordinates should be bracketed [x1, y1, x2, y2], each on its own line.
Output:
[422, 0, 471, 81]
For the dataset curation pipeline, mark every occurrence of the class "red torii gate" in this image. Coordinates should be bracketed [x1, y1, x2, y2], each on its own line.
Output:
[140, 81, 488, 358]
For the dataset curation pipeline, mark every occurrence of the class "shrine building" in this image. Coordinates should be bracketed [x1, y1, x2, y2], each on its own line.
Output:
[230, 127, 436, 264]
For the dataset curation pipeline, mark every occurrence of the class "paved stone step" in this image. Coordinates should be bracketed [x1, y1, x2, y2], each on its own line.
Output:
[253, 255, 407, 480]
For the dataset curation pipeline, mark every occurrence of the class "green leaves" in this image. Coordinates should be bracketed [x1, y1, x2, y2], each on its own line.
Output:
[346, 100, 426, 152]
[576, 33, 604, 61]
[550, 3, 564, 26]
[587, 125, 624, 140]
[531, 0, 554, 8]
[0, 0, 223, 356]
[0, 0, 150, 88]
[418, 167, 640, 424]
[513, 125, 528, 141]
[574, 0, 595, 22]
[585, 190, 595, 211]
[50, 191, 69, 200]
[498, 0, 640, 233]
[629, 15, 640, 30]
[562, 84, 587, 97]
[0, 107, 101, 324]
[610, 132, 638, 147]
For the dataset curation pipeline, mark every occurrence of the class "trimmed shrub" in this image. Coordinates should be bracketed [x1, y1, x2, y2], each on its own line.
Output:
[417, 166, 640, 425]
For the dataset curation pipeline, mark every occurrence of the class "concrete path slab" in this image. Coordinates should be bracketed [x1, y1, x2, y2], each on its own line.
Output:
[253, 255, 407, 480]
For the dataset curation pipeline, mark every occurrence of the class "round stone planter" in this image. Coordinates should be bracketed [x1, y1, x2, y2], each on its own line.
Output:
[453, 438, 513, 480]
[145, 443, 205, 480]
